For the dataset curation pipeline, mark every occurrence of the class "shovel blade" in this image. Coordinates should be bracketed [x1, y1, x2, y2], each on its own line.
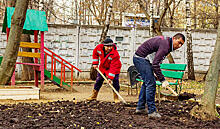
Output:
[158, 92, 196, 101]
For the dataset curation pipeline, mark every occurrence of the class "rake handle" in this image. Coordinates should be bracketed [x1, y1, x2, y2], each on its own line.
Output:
[96, 68, 127, 104]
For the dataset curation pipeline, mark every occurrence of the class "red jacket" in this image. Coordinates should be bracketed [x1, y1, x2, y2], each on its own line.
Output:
[92, 44, 122, 80]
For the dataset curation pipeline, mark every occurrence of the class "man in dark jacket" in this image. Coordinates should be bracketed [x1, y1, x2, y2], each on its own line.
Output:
[87, 38, 122, 103]
[133, 33, 185, 118]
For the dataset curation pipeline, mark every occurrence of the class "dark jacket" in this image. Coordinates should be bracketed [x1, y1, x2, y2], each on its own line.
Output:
[92, 44, 122, 80]
[135, 36, 173, 82]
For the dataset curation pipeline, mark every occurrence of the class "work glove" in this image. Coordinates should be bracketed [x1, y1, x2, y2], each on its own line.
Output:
[162, 80, 169, 88]
[93, 65, 98, 69]
[108, 79, 113, 85]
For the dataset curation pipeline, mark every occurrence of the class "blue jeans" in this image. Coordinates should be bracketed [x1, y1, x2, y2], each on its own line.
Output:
[133, 56, 156, 114]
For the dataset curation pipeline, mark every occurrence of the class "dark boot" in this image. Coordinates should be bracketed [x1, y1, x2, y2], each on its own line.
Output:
[87, 90, 98, 101]
[113, 92, 120, 103]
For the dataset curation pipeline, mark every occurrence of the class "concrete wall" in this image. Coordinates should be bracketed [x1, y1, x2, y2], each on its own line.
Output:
[0, 24, 217, 79]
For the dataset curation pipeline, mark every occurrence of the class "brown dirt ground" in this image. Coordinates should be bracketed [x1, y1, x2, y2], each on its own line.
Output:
[0, 82, 219, 105]
[0, 83, 139, 104]
[0, 82, 219, 128]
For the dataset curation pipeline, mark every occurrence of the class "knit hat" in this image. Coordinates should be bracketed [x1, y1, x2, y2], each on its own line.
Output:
[103, 38, 114, 46]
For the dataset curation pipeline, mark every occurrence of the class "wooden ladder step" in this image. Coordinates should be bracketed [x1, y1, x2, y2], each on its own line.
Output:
[20, 42, 41, 48]
[18, 51, 41, 58]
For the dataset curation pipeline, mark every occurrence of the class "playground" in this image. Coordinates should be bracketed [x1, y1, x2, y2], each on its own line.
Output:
[0, 2, 220, 128]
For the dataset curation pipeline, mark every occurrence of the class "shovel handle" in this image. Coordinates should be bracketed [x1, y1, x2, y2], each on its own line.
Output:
[166, 86, 178, 96]
[96, 68, 127, 104]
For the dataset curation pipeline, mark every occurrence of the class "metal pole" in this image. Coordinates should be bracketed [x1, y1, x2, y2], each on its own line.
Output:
[75, 26, 80, 78]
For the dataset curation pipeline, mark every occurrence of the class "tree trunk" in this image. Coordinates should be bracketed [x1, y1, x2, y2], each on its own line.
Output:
[21, 34, 34, 81]
[0, 0, 29, 84]
[193, 0, 196, 29]
[7, 0, 34, 81]
[150, 0, 154, 37]
[214, 0, 218, 29]
[203, 0, 219, 80]
[190, 19, 220, 121]
[99, 0, 114, 43]
[186, 0, 195, 80]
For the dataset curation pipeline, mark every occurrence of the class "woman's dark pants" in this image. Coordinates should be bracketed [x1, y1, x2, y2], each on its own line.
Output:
[94, 73, 120, 92]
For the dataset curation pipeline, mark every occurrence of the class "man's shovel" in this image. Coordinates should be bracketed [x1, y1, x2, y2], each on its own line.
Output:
[159, 85, 195, 101]
[96, 68, 127, 104]
[166, 86, 178, 96]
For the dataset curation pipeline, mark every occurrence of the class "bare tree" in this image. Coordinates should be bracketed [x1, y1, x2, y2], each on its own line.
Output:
[168, 0, 182, 27]
[0, 0, 6, 22]
[149, 0, 154, 36]
[186, 0, 195, 80]
[214, 0, 219, 29]
[3, 0, 34, 81]
[190, 19, 220, 121]
[193, 0, 196, 29]
[0, 0, 30, 84]
[113, 0, 136, 26]
[85, 0, 106, 25]
[99, 0, 114, 42]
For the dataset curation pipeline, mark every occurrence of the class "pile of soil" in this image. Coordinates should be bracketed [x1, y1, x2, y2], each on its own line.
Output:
[0, 100, 219, 128]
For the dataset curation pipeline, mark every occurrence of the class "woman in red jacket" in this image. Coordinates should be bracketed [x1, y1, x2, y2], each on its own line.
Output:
[87, 38, 122, 103]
